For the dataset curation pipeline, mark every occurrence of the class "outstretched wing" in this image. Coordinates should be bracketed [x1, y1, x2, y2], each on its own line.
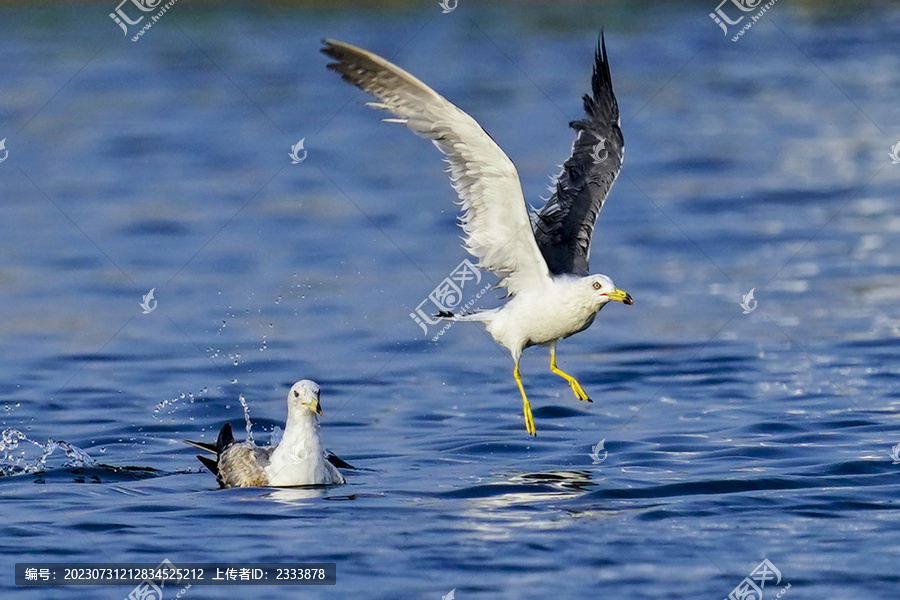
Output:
[532, 33, 623, 276]
[322, 39, 551, 295]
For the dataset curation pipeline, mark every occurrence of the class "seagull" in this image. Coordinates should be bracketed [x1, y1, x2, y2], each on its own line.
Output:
[322, 34, 633, 435]
[184, 380, 349, 488]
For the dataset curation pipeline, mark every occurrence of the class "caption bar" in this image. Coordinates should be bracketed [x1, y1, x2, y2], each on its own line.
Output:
[16, 563, 336, 585]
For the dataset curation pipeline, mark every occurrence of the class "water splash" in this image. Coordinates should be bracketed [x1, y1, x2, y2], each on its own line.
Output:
[152, 388, 206, 420]
[238, 394, 254, 444]
[1, 428, 95, 476]
[269, 425, 283, 446]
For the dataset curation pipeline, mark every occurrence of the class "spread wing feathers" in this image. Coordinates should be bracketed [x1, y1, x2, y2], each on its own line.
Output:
[532, 33, 623, 276]
[322, 39, 551, 295]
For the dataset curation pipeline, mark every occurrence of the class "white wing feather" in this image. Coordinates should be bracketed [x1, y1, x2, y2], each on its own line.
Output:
[323, 39, 551, 295]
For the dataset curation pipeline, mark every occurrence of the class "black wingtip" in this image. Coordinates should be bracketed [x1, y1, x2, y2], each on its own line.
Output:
[216, 423, 235, 454]
[320, 38, 337, 57]
[595, 31, 613, 96]
[196, 454, 219, 476]
[435, 311, 454, 319]
[320, 39, 345, 71]
[579, 29, 617, 123]
[183, 438, 216, 454]
[326, 452, 356, 470]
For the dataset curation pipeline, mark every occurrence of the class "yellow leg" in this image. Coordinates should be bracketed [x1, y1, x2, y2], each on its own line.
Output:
[550, 343, 592, 402]
[514, 360, 537, 436]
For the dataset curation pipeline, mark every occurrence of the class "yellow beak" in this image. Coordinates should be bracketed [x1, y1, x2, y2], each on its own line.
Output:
[606, 288, 634, 305]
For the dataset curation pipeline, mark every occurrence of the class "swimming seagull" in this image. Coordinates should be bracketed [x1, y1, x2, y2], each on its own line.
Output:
[184, 380, 349, 487]
[322, 34, 633, 435]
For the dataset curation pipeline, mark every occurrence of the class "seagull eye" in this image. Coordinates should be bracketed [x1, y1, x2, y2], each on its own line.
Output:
[593, 282, 602, 290]
[293, 390, 300, 398]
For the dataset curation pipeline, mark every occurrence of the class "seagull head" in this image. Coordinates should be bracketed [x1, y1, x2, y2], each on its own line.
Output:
[585, 274, 633, 310]
[287, 380, 323, 417]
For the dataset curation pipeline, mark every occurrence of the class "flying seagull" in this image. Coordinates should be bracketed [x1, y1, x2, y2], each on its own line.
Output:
[322, 35, 632, 435]
[184, 380, 350, 487]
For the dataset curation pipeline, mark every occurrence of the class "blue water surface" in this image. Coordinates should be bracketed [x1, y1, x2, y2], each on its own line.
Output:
[1, 1, 899, 598]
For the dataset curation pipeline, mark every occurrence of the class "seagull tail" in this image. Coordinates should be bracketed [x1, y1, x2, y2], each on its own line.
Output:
[435, 307, 499, 324]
